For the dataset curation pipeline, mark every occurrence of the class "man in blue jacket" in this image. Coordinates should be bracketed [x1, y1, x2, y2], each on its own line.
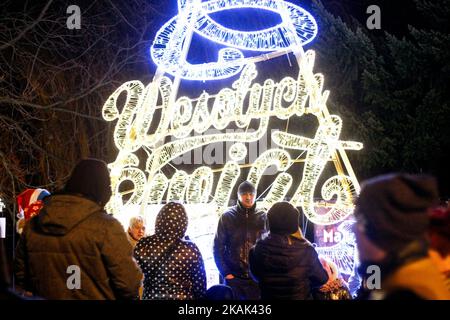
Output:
[213, 181, 266, 300]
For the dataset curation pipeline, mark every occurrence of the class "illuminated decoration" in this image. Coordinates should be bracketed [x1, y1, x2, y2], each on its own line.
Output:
[151, 0, 318, 80]
[247, 149, 292, 210]
[102, 0, 363, 287]
[103, 53, 362, 223]
[229, 143, 247, 161]
[315, 219, 361, 295]
[316, 220, 357, 276]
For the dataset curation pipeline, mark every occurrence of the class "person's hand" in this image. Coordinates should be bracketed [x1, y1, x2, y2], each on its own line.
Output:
[225, 274, 235, 280]
[319, 257, 334, 281]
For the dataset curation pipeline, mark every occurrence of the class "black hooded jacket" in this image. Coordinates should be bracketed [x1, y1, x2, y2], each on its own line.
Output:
[249, 233, 328, 300]
[134, 202, 207, 300]
[213, 201, 267, 279]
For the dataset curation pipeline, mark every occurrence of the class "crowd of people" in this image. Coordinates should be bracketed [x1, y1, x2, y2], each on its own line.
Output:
[1, 158, 449, 300]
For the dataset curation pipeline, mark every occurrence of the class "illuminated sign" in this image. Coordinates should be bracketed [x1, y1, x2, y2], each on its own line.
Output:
[102, 0, 362, 287]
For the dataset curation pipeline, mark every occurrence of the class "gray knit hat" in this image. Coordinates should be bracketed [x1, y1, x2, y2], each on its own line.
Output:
[354, 173, 438, 252]
[237, 180, 256, 196]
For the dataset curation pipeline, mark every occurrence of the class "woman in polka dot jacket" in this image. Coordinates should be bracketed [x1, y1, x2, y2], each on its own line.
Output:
[134, 202, 207, 300]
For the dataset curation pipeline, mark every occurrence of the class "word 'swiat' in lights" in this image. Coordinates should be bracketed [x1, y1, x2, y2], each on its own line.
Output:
[102, 0, 363, 288]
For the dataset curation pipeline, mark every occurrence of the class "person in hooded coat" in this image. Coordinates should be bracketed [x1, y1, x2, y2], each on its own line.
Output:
[14, 158, 142, 299]
[134, 202, 206, 300]
[249, 202, 328, 300]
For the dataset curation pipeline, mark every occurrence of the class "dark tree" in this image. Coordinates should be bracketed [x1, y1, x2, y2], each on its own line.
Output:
[310, 0, 450, 196]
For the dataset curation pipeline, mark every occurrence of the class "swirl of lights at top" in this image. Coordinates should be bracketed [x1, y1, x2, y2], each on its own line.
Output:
[151, 0, 318, 80]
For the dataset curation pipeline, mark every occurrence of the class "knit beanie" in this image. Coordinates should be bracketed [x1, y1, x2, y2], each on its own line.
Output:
[354, 173, 438, 252]
[237, 180, 256, 196]
[268, 201, 300, 235]
[64, 158, 112, 206]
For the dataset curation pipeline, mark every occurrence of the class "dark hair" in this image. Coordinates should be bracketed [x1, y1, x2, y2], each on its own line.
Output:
[64, 158, 112, 206]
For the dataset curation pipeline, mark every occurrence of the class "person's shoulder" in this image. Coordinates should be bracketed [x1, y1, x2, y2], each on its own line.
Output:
[181, 239, 203, 255]
[88, 211, 125, 231]
[252, 234, 274, 252]
[134, 235, 154, 250]
[292, 237, 316, 252]
[220, 206, 238, 219]
[255, 208, 267, 219]
[89, 210, 115, 222]
[223, 205, 238, 214]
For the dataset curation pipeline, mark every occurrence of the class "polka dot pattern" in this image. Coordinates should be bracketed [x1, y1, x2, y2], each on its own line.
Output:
[134, 202, 207, 300]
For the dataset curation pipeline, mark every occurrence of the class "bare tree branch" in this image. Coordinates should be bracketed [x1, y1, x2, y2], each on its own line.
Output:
[0, 0, 54, 50]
